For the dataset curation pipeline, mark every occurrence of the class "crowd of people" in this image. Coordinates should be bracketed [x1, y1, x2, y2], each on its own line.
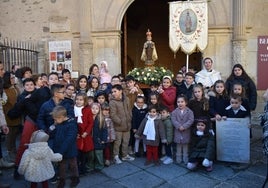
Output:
[0, 57, 260, 188]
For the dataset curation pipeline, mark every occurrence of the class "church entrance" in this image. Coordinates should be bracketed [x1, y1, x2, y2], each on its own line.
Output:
[121, 0, 202, 76]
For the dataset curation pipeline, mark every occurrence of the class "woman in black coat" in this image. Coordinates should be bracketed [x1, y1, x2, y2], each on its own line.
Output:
[225, 64, 257, 111]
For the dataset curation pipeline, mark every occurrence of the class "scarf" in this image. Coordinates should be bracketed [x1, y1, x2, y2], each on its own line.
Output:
[143, 116, 156, 141]
[74, 106, 83, 123]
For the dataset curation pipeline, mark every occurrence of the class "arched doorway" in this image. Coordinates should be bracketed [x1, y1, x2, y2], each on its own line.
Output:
[121, 0, 202, 76]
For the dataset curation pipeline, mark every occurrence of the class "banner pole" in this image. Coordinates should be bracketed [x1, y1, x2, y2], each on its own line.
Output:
[186, 54, 189, 72]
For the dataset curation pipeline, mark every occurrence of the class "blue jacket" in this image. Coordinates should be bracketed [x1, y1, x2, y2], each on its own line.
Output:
[53, 118, 78, 158]
[37, 98, 74, 132]
[209, 96, 229, 117]
[93, 116, 107, 150]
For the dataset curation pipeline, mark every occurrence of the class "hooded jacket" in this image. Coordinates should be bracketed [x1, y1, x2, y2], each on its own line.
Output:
[18, 142, 62, 182]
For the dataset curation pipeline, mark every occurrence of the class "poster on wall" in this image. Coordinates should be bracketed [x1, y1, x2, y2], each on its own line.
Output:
[49, 40, 72, 75]
[257, 36, 268, 90]
[216, 118, 250, 163]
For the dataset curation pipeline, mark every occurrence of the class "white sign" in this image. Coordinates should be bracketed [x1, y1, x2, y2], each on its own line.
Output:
[216, 118, 250, 163]
[169, 1, 208, 54]
[49, 40, 72, 74]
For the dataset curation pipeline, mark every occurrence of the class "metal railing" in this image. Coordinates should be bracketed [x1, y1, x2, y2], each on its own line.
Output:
[0, 37, 38, 73]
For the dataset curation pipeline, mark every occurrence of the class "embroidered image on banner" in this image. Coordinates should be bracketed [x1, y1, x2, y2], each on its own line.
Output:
[169, 1, 208, 54]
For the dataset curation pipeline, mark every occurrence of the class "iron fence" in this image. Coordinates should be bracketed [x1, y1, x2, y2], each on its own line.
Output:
[0, 38, 38, 73]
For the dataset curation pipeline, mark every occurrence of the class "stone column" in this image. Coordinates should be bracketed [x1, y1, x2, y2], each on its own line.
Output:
[232, 0, 247, 67]
[79, 0, 93, 75]
[37, 41, 46, 73]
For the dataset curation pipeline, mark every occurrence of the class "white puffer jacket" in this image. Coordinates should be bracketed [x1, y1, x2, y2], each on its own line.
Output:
[18, 142, 62, 182]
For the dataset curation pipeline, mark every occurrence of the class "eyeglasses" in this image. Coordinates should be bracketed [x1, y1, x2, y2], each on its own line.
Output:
[57, 91, 65, 94]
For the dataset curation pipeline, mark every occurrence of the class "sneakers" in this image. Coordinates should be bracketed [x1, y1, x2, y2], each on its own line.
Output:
[163, 157, 173, 165]
[160, 156, 167, 161]
[114, 155, 122, 164]
[122, 154, 135, 161]
[0, 158, 14, 168]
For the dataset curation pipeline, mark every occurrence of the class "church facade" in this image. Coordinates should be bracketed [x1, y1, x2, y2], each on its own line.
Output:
[0, 0, 267, 110]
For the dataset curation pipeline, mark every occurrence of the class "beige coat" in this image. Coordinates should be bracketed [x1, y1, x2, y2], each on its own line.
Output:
[109, 95, 132, 132]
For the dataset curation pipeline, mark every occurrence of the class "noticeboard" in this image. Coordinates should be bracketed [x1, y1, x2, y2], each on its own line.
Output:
[216, 118, 250, 163]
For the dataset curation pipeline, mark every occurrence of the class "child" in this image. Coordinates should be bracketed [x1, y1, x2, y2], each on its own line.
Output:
[90, 103, 107, 171]
[96, 90, 108, 106]
[209, 80, 230, 121]
[158, 76, 176, 112]
[173, 72, 184, 99]
[187, 119, 215, 172]
[109, 84, 135, 164]
[74, 93, 94, 175]
[88, 96, 95, 107]
[171, 95, 194, 164]
[224, 94, 250, 118]
[76, 75, 89, 95]
[102, 102, 115, 166]
[177, 72, 196, 101]
[18, 130, 62, 188]
[132, 95, 148, 157]
[99, 61, 112, 85]
[188, 84, 210, 119]
[87, 76, 100, 97]
[124, 75, 143, 110]
[230, 82, 250, 113]
[64, 83, 76, 105]
[149, 81, 160, 93]
[160, 106, 174, 165]
[51, 106, 79, 188]
[135, 105, 167, 166]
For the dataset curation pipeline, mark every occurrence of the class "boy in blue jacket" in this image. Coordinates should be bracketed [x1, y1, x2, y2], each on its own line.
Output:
[51, 105, 79, 188]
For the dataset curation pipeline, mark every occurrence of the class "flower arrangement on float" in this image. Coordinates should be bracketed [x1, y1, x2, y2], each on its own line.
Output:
[127, 66, 174, 85]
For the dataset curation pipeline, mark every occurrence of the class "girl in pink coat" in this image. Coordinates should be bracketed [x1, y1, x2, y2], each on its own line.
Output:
[171, 95, 194, 164]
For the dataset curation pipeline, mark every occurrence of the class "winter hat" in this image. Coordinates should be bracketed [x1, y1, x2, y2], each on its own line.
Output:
[100, 61, 108, 68]
[30, 130, 49, 143]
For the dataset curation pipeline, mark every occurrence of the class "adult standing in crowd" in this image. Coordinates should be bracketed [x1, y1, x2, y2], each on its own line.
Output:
[225, 64, 257, 111]
[0, 61, 14, 188]
[88, 64, 100, 81]
[195, 57, 221, 91]
[3, 72, 21, 162]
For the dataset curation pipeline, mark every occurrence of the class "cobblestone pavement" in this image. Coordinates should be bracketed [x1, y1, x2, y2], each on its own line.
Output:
[1, 124, 267, 188]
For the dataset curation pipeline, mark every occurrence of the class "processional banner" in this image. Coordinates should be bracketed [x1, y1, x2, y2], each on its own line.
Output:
[169, 1, 208, 54]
